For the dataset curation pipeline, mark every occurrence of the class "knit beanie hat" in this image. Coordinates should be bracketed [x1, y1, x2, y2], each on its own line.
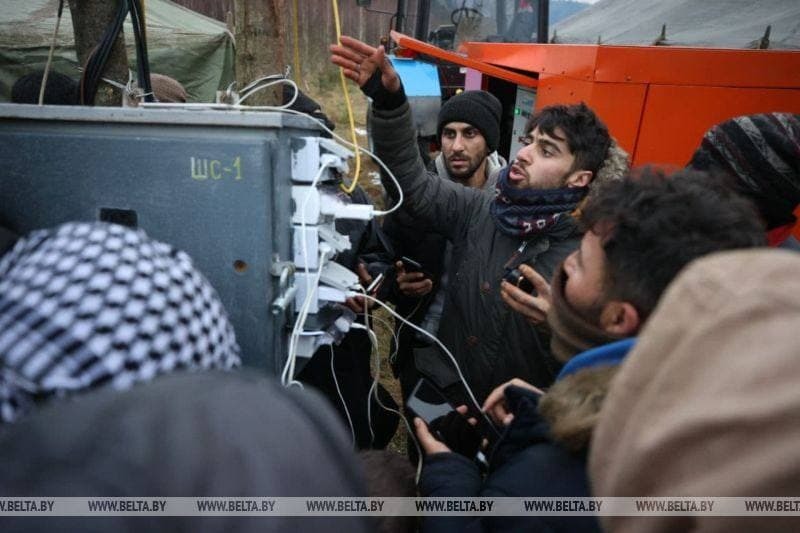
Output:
[688, 113, 800, 229]
[11, 71, 79, 105]
[282, 84, 336, 132]
[437, 90, 502, 152]
[0, 222, 241, 424]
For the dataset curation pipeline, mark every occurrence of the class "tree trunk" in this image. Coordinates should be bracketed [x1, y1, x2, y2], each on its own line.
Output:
[234, 0, 286, 106]
[68, 0, 128, 106]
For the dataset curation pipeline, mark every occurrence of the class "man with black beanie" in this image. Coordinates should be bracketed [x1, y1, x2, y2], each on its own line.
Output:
[435, 90, 505, 186]
[331, 36, 614, 407]
[380, 90, 507, 402]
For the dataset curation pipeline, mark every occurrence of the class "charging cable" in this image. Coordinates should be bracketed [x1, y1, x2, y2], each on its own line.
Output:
[351, 291, 499, 438]
[351, 320, 424, 482]
[329, 344, 356, 448]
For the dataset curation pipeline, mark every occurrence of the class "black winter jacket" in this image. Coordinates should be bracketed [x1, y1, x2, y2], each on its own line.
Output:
[371, 101, 581, 403]
[419, 386, 601, 533]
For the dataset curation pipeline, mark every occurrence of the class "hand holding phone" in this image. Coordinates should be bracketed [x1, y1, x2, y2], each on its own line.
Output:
[503, 267, 537, 295]
[365, 272, 384, 295]
[407, 378, 485, 459]
[500, 264, 552, 326]
[396, 257, 433, 297]
[400, 256, 424, 273]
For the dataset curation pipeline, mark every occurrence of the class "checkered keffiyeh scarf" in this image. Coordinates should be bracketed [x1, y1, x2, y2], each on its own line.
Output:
[0, 222, 241, 424]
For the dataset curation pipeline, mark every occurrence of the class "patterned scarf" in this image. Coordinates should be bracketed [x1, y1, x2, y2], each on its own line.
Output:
[0, 222, 241, 424]
[490, 167, 588, 237]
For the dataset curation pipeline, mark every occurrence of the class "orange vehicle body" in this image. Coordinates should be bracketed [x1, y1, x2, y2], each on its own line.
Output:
[391, 30, 800, 237]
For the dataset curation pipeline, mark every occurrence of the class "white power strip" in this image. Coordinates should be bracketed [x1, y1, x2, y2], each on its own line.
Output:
[320, 260, 360, 291]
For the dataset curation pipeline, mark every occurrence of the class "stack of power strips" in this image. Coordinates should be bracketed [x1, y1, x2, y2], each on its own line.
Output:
[287, 136, 374, 363]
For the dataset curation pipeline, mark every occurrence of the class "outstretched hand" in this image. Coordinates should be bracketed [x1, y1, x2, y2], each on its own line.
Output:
[482, 378, 544, 426]
[500, 264, 553, 325]
[329, 36, 401, 92]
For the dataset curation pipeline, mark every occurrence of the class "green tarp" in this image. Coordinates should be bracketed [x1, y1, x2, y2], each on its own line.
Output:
[0, 0, 235, 102]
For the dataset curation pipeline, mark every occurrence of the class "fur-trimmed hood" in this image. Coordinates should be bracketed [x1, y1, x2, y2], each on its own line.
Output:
[538, 339, 633, 453]
[539, 365, 619, 453]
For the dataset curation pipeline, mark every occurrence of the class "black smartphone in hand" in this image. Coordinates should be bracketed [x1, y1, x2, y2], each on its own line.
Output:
[406, 377, 455, 438]
[400, 256, 424, 274]
[503, 267, 537, 295]
[407, 378, 486, 458]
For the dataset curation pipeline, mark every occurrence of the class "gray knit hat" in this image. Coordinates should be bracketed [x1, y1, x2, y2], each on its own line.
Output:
[0, 222, 241, 424]
[688, 113, 800, 229]
[437, 90, 502, 152]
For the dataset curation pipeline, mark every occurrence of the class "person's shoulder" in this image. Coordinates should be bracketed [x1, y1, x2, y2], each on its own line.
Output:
[489, 436, 589, 498]
[547, 214, 582, 241]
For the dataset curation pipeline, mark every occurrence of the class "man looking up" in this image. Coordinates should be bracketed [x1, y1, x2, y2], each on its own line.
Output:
[414, 170, 766, 533]
[331, 36, 613, 405]
[384, 90, 506, 399]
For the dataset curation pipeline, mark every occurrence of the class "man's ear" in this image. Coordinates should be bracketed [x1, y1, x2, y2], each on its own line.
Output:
[599, 301, 640, 336]
[565, 169, 592, 188]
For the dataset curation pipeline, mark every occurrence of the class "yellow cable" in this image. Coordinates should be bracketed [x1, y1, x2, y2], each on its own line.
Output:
[291, 0, 303, 87]
[331, 0, 362, 194]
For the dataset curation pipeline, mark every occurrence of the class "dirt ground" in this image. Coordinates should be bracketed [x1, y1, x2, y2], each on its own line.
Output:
[313, 81, 409, 454]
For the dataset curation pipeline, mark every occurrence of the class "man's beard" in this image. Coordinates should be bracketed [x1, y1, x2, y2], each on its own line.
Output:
[445, 154, 484, 182]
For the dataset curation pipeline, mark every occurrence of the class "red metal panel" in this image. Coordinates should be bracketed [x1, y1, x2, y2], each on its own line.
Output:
[584, 83, 648, 159]
[535, 75, 595, 106]
[390, 31, 539, 88]
[464, 42, 599, 82]
[464, 42, 800, 89]
[533, 76, 647, 161]
[634, 85, 800, 167]
[593, 46, 800, 88]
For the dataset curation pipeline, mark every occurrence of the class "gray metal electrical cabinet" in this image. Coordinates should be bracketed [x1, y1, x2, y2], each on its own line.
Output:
[0, 103, 318, 372]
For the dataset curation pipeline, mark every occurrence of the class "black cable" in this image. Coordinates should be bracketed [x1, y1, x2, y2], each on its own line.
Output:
[128, 0, 154, 102]
[85, 0, 128, 104]
[79, 0, 128, 104]
[79, 0, 155, 105]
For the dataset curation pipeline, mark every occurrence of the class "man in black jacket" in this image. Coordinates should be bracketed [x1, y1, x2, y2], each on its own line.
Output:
[383, 90, 507, 401]
[331, 36, 613, 407]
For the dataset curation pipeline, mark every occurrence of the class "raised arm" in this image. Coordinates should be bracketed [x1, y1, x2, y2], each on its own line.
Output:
[330, 36, 486, 241]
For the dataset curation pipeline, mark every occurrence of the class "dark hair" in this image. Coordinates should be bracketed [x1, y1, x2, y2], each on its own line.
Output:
[526, 102, 611, 177]
[580, 168, 766, 320]
[359, 450, 417, 533]
[11, 71, 79, 105]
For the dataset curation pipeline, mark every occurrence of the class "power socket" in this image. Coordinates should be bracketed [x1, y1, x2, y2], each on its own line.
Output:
[320, 260, 360, 291]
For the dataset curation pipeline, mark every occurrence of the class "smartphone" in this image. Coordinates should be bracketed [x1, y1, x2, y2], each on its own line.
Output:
[400, 256, 424, 274]
[503, 267, 537, 295]
[407, 378, 498, 458]
[365, 272, 384, 295]
[406, 378, 454, 437]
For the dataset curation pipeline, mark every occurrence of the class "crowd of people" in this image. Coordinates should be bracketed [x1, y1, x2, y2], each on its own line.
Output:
[1, 36, 799, 532]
